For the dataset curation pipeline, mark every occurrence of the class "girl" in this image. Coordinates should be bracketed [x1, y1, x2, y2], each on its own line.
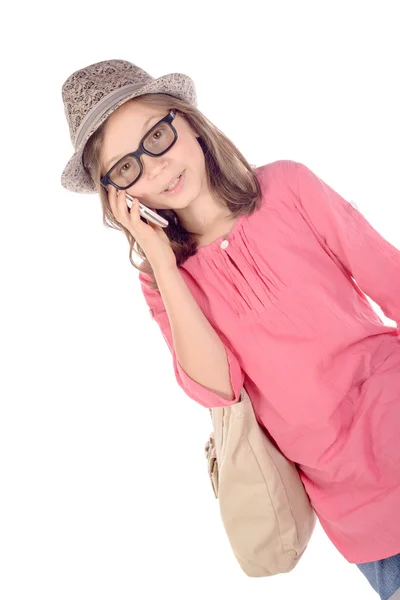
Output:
[61, 59, 400, 600]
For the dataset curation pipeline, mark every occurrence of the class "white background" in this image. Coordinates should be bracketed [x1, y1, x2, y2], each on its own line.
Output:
[2, 1, 400, 598]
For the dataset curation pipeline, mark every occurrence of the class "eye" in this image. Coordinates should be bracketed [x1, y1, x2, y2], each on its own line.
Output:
[152, 128, 164, 141]
[119, 160, 134, 174]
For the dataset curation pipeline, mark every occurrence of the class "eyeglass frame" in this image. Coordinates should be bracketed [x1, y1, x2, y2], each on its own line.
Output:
[99, 109, 178, 191]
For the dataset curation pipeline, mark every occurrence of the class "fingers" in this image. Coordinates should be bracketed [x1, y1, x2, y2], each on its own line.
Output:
[107, 185, 118, 217]
[126, 193, 141, 227]
[108, 186, 128, 220]
[107, 186, 141, 233]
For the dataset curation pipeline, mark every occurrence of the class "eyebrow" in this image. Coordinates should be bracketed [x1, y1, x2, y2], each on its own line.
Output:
[103, 115, 159, 173]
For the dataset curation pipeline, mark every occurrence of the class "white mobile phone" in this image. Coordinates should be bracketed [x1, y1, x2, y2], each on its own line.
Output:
[125, 193, 169, 228]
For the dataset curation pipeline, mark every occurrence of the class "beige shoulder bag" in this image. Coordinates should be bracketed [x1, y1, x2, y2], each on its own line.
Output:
[204, 387, 317, 577]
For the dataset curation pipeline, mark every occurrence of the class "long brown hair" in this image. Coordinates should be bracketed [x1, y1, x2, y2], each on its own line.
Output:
[83, 93, 262, 291]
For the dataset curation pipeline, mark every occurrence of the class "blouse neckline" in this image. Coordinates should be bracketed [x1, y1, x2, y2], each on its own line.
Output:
[194, 212, 249, 253]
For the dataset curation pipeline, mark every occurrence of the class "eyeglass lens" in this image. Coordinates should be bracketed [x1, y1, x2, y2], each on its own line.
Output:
[108, 121, 175, 187]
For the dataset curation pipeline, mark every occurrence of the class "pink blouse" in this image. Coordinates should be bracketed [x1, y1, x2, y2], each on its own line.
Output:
[139, 160, 400, 564]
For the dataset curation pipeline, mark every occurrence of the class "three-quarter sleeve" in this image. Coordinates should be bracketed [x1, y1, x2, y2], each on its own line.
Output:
[138, 271, 244, 408]
[291, 161, 400, 330]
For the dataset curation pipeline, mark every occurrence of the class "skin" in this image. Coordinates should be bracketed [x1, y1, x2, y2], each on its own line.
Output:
[100, 100, 238, 244]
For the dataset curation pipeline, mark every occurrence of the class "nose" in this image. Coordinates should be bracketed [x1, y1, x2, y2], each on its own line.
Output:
[141, 153, 169, 181]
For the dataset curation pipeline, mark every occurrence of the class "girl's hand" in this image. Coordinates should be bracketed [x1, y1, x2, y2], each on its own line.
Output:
[107, 187, 177, 270]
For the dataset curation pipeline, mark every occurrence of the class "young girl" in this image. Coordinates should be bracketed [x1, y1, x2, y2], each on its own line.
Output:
[61, 59, 400, 600]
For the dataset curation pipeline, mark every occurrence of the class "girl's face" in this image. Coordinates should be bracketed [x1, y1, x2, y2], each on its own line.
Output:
[100, 100, 208, 211]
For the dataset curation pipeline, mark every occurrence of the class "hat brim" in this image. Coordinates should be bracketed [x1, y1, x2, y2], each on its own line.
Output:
[61, 73, 196, 194]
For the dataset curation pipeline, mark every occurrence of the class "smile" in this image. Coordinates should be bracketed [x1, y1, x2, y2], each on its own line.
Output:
[162, 171, 185, 194]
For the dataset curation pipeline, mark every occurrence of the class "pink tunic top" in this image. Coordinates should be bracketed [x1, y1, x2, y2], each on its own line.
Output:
[139, 160, 400, 564]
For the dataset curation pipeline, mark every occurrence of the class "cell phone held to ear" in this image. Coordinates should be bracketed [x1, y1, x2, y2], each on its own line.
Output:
[125, 193, 169, 228]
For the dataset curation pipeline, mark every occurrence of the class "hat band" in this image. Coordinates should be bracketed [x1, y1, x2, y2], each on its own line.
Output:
[74, 81, 151, 149]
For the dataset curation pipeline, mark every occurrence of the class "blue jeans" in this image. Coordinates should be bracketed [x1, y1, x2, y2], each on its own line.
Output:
[356, 553, 400, 600]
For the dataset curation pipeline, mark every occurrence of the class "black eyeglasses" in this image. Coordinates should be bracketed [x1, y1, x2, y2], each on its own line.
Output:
[100, 109, 178, 191]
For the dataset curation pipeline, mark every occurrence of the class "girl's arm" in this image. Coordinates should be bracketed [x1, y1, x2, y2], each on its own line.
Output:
[139, 266, 244, 408]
